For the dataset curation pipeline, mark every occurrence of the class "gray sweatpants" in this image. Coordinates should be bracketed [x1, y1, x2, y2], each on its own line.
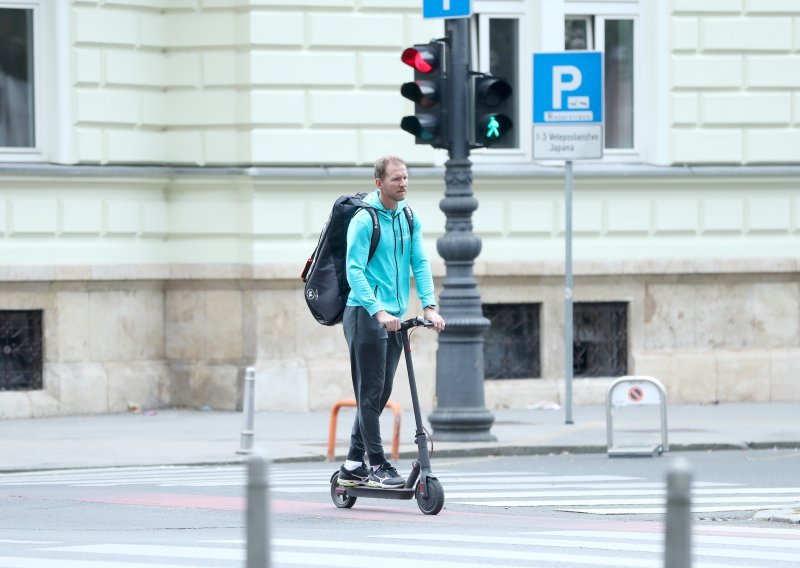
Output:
[343, 305, 403, 466]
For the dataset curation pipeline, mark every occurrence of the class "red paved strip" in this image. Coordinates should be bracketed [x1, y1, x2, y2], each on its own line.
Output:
[76, 493, 246, 511]
[75, 494, 335, 514]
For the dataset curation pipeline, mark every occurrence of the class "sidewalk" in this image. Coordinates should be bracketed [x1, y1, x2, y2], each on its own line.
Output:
[2, 402, 799, 472]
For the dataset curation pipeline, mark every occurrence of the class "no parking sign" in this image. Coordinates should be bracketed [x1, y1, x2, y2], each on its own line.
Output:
[611, 380, 662, 407]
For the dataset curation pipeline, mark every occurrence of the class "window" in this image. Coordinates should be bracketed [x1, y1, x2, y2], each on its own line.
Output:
[0, 7, 35, 148]
[483, 303, 540, 379]
[0, 0, 61, 162]
[0, 310, 43, 391]
[573, 302, 627, 377]
[565, 15, 635, 150]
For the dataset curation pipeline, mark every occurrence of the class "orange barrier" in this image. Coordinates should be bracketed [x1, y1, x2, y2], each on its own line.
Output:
[327, 399, 402, 462]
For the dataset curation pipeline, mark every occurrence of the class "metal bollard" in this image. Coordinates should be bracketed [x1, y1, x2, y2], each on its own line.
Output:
[664, 457, 693, 568]
[238, 367, 256, 454]
[246, 454, 271, 568]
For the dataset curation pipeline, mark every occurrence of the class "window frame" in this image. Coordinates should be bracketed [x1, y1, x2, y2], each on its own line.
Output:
[564, 1, 644, 162]
[0, 0, 64, 163]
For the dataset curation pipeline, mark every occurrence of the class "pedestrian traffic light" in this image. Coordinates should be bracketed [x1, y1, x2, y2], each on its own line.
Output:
[400, 41, 448, 149]
[470, 73, 514, 148]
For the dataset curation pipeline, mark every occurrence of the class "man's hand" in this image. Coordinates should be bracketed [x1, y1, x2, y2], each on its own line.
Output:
[424, 307, 446, 332]
[375, 311, 401, 332]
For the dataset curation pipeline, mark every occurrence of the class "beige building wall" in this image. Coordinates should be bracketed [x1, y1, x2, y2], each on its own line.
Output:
[669, 0, 800, 164]
[71, 0, 443, 166]
[0, 0, 798, 417]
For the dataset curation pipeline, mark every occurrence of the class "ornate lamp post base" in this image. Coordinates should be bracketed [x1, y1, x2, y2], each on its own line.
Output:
[428, 407, 496, 442]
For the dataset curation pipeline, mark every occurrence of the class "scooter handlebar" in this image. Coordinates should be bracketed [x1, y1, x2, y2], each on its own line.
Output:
[400, 317, 434, 331]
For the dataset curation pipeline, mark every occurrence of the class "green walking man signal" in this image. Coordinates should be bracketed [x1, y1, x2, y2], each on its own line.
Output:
[486, 115, 501, 139]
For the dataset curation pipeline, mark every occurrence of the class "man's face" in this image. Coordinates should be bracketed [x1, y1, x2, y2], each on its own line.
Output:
[376, 161, 408, 205]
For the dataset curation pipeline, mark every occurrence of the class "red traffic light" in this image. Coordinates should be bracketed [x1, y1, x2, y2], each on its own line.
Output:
[400, 41, 447, 148]
[401, 47, 437, 74]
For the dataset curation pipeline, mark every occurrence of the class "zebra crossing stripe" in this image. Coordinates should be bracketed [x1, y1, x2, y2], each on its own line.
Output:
[377, 533, 800, 563]
[441, 475, 640, 484]
[427, 481, 735, 489]
[273, 550, 507, 568]
[43, 543, 241, 561]
[445, 487, 800, 499]
[455, 495, 800, 507]
[696, 525, 800, 535]
[529, 530, 800, 549]
[0, 540, 62, 545]
[0, 557, 209, 568]
[33, 540, 665, 568]
[273, 538, 664, 567]
[556, 505, 799, 515]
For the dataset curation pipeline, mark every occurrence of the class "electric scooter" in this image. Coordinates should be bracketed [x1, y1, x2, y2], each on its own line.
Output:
[329, 317, 445, 515]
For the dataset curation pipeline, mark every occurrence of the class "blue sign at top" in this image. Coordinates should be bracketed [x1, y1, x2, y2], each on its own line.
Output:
[533, 52, 603, 124]
[423, 0, 471, 19]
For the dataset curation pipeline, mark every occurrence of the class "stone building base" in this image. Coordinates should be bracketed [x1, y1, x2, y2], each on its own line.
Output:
[1, 266, 798, 418]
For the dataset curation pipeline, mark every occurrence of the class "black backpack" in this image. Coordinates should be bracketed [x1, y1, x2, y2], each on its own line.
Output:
[301, 193, 413, 326]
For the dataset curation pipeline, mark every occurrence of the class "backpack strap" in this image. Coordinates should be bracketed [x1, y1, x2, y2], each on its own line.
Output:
[365, 206, 380, 262]
[402, 205, 414, 249]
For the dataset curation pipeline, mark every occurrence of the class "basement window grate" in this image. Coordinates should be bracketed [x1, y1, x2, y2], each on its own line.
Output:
[0, 310, 43, 391]
[483, 303, 541, 379]
[574, 302, 628, 377]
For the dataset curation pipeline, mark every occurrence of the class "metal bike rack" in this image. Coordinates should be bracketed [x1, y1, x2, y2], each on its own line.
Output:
[606, 375, 669, 457]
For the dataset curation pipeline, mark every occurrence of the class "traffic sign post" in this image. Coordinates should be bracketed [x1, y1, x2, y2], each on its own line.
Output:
[532, 52, 603, 426]
[423, 0, 471, 19]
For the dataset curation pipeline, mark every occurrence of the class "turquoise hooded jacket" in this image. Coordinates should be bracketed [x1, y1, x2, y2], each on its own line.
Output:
[345, 190, 436, 317]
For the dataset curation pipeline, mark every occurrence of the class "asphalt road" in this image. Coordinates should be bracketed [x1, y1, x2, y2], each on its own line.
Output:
[0, 450, 798, 567]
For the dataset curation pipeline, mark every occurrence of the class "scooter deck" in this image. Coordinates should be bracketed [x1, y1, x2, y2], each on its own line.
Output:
[336, 485, 415, 500]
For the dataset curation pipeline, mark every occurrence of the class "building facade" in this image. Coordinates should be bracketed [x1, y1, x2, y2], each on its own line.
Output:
[0, 0, 798, 418]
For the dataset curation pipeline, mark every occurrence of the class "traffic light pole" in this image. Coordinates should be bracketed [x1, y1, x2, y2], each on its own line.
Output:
[428, 18, 496, 442]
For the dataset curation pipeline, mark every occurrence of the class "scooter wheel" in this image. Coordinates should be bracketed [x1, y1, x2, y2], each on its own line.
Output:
[330, 472, 357, 509]
[415, 478, 444, 515]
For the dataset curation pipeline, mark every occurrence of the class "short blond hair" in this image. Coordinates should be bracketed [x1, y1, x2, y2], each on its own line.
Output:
[374, 155, 406, 181]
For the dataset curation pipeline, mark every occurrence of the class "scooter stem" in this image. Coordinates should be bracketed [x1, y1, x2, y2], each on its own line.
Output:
[401, 328, 432, 472]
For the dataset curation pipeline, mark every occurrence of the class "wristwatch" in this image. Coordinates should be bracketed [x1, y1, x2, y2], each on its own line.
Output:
[424, 305, 436, 311]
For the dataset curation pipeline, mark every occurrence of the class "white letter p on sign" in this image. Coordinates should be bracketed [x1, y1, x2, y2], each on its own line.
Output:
[552, 65, 582, 110]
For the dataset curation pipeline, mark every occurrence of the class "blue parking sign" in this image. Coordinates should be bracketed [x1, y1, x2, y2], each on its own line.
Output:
[533, 52, 603, 124]
[423, 0, 471, 19]
[532, 52, 603, 160]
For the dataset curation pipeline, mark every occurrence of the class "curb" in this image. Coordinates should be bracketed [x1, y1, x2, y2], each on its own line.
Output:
[3, 441, 800, 473]
[753, 509, 800, 524]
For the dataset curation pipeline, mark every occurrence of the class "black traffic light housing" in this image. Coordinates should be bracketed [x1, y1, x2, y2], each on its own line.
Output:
[400, 41, 448, 149]
[470, 73, 514, 148]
